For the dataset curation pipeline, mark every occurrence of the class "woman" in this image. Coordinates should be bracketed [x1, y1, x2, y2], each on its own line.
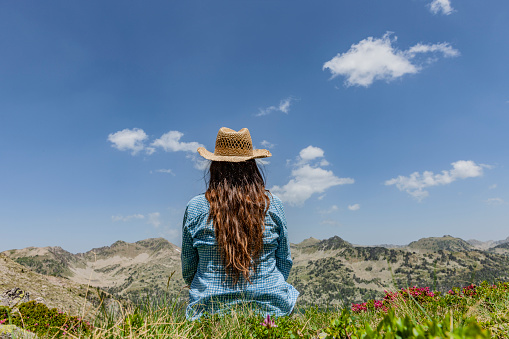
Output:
[181, 127, 299, 320]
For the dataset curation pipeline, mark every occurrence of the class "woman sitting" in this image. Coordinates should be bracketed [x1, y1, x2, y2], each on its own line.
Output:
[181, 127, 299, 320]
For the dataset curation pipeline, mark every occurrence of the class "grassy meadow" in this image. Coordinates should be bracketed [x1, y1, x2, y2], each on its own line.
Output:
[2, 280, 509, 338]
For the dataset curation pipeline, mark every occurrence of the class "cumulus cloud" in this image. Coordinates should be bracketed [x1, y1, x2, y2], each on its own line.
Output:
[256, 97, 295, 116]
[152, 131, 206, 170]
[109, 128, 207, 169]
[271, 146, 354, 206]
[111, 214, 145, 222]
[108, 128, 149, 155]
[429, 0, 454, 15]
[385, 160, 488, 201]
[348, 204, 360, 211]
[323, 32, 459, 87]
[299, 146, 325, 163]
[151, 131, 203, 152]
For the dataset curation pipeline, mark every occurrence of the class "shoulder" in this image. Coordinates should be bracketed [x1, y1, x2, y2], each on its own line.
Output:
[269, 193, 283, 206]
[268, 192, 284, 209]
[267, 192, 286, 219]
[185, 194, 210, 216]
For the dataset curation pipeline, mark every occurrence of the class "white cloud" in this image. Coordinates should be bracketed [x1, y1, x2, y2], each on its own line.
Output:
[323, 32, 459, 87]
[154, 169, 175, 175]
[260, 140, 275, 149]
[109, 128, 207, 170]
[256, 97, 295, 116]
[151, 131, 204, 153]
[348, 204, 360, 211]
[279, 97, 292, 113]
[147, 212, 161, 228]
[489, 184, 497, 190]
[319, 159, 330, 167]
[299, 146, 324, 163]
[429, 0, 454, 15]
[385, 160, 488, 201]
[111, 214, 145, 222]
[485, 198, 505, 206]
[406, 43, 458, 57]
[271, 146, 354, 206]
[108, 128, 149, 155]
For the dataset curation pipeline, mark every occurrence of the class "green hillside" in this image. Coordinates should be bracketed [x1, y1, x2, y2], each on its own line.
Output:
[408, 235, 474, 252]
[289, 236, 509, 307]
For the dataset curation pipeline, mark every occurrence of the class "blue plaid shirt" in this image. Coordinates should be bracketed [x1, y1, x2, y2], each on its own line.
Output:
[181, 193, 299, 320]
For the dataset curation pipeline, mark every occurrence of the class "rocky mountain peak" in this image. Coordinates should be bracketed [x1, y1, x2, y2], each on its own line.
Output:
[317, 236, 352, 251]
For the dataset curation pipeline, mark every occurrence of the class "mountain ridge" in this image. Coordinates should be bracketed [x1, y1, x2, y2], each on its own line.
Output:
[3, 234, 509, 307]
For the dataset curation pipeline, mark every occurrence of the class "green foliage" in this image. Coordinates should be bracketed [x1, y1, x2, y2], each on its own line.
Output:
[0, 301, 92, 337]
[323, 309, 356, 338]
[14, 256, 69, 277]
[374, 310, 489, 338]
[0, 306, 12, 325]
[320, 309, 490, 339]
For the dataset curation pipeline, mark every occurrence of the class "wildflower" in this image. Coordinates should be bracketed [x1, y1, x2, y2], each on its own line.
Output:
[260, 314, 277, 328]
[351, 302, 368, 313]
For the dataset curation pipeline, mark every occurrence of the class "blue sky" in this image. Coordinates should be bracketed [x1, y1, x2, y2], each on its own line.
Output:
[1, 0, 508, 253]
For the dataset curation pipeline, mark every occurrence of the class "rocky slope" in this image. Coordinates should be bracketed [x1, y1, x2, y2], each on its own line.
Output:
[0, 254, 112, 320]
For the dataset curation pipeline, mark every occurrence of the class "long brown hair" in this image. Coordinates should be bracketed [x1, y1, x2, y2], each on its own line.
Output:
[205, 159, 270, 284]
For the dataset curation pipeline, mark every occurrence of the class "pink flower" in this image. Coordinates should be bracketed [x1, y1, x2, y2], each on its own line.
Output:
[260, 314, 277, 328]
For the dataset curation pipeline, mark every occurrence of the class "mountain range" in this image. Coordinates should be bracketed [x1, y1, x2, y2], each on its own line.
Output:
[2, 234, 509, 312]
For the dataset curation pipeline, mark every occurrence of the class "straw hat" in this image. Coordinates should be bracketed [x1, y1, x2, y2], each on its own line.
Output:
[197, 127, 272, 162]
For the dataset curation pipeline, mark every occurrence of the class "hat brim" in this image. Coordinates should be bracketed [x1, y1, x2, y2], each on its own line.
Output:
[197, 147, 272, 162]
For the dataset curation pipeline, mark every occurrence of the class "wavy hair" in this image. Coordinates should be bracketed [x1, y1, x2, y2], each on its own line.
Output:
[205, 159, 270, 284]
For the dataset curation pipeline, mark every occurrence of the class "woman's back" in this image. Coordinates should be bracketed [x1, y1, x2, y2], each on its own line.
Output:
[182, 193, 298, 320]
